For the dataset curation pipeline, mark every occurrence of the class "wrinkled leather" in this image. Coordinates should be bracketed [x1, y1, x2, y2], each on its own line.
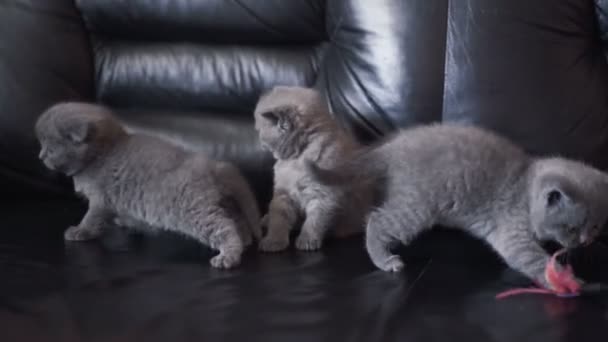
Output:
[596, 0, 608, 49]
[443, 0, 608, 169]
[76, 0, 326, 44]
[1, 201, 607, 342]
[3, 0, 608, 195]
[317, 0, 449, 140]
[93, 41, 326, 112]
[0, 0, 94, 197]
[79, 0, 328, 113]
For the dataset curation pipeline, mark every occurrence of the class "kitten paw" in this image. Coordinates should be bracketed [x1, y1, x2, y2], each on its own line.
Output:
[210, 253, 241, 269]
[64, 226, 102, 241]
[380, 255, 405, 272]
[258, 236, 289, 252]
[295, 234, 322, 251]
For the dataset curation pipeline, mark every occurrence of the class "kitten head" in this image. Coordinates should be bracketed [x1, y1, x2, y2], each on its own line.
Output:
[253, 86, 333, 160]
[529, 158, 608, 249]
[35, 102, 126, 176]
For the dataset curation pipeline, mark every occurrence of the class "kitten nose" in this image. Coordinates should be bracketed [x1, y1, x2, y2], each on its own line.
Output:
[579, 233, 590, 245]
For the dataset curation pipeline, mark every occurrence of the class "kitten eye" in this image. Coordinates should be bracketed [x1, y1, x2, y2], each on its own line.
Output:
[546, 190, 562, 206]
[279, 120, 290, 131]
[567, 226, 577, 234]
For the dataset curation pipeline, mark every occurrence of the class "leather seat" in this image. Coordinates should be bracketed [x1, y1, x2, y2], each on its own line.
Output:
[1, 1, 608, 340]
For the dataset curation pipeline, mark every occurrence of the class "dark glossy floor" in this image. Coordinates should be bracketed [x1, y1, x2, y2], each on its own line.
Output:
[1, 201, 607, 342]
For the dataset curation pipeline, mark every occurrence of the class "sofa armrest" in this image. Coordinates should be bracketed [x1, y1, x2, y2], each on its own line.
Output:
[0, 0, 94, 197]
[596, 0, 608, 55]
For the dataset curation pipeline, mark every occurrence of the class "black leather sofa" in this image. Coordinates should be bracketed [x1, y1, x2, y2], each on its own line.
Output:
[2, 1, 608, 341]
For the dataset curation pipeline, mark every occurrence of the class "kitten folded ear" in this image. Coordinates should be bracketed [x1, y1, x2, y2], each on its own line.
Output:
[261, 111, 280, 125]
[63, 119, 96, 143]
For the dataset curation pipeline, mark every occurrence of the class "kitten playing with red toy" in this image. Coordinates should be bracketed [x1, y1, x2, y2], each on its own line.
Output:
[496, 249, 607, 299]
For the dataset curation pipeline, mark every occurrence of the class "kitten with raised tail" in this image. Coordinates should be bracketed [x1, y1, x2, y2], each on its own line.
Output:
[306, 123, 608, 289]
[35, 102, 261, 269]
[254, 86, 373, 252]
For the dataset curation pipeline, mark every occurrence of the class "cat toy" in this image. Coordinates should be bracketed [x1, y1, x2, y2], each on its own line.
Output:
[496, 249, 607, 299]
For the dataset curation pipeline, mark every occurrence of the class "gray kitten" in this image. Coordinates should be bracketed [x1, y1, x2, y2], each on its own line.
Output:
[307, 123, 608, 289]
[254, 86, 372, 252]
[35, 102, 261, 269]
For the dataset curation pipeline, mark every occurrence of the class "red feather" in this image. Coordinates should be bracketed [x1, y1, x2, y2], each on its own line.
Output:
[496, 249, 582, 299]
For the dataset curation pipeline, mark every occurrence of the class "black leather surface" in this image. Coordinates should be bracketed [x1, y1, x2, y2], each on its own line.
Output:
[596, 0, 608, 50]
[3, 0, 608, 195]
[93, 41, 325, 112]
[0, 0, 94, 197]
[317, 0, 449, 140]
[443, 0, 608, 169]
[76, 0, 326, 44]
[2, 201, 608, 342]
[78, 0, 328, 116]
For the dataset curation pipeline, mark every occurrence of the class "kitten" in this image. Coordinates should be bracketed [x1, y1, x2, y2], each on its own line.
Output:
[307, 123, 608, 289]
[35, 102, 261, 269]
[253, 86, 373, 252]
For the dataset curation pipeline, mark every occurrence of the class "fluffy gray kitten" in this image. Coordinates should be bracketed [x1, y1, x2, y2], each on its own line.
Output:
[35, 102, 261, 269]
[254, 86, 373, 252]
[307, 123, 608, 289]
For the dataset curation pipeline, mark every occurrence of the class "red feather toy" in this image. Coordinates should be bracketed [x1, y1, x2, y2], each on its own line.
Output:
[496, 249, 582, 299]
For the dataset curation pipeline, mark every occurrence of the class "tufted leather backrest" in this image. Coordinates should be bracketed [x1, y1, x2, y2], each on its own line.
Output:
[76, 0, 327, 113]
[75, 0, 450, 140]
[3, 0, 608, 196]
[75, 0, 608, 160]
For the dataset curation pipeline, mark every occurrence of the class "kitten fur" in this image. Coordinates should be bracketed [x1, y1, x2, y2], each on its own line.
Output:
[307, 123, 608, 289]
[35, 102, 261, 269]
[254, 86, 373, 252]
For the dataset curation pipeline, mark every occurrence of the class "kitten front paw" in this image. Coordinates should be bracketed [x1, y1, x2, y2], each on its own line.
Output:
[379, 255, 405, 272]
[210, 253, 241, 269]
[295, 233, 322, 251]
[259, 236, 289, 252]
[64, 225, 103, 241]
